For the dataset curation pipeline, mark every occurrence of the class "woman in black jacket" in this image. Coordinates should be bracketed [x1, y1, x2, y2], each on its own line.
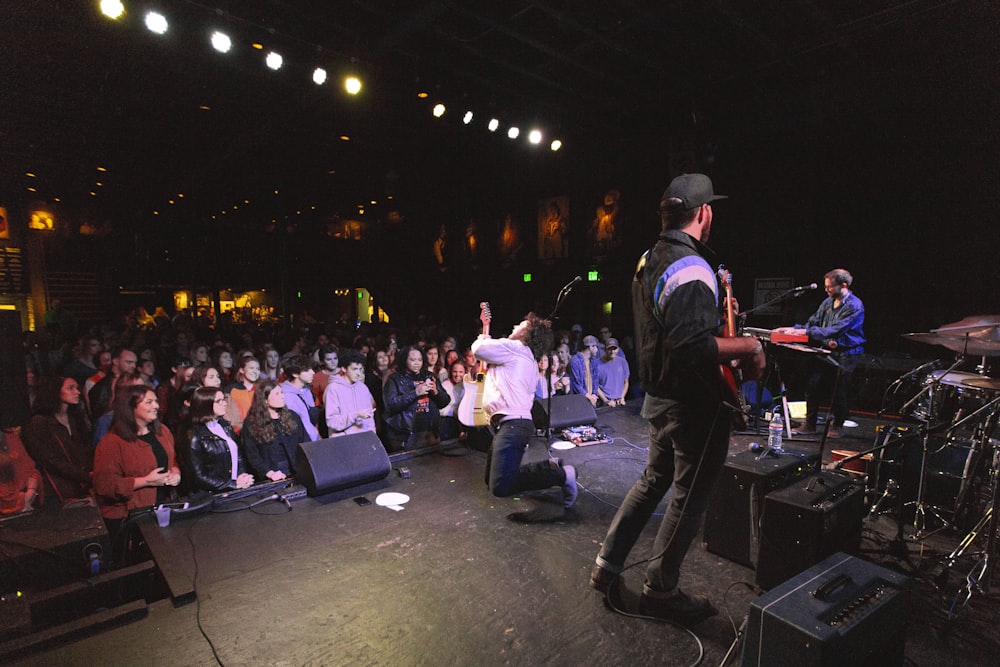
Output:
[241, 380, 307, 481]
[184, 387, 254, 492]
[383, 346, 450, 452]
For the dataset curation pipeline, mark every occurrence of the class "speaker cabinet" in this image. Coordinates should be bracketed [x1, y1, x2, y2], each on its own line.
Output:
[742, 552, 909, 667]
[703, 448, 818, 567]
[531, 394, 597, 430]
[756, 471, 865, 590]
[0, 310, 29, 429]
[295, 432, 391, 497]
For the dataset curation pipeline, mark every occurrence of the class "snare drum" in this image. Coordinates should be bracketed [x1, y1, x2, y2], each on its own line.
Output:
[909, 370, 991, 423]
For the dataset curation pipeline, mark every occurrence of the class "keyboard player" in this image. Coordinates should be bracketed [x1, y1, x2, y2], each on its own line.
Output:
[773, 268, 866, 439]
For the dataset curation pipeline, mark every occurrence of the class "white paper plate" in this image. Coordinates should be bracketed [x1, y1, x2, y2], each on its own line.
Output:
[550, 440, 576, 450]
[843, 420, 859, 428]
[375, 492, 410, 511]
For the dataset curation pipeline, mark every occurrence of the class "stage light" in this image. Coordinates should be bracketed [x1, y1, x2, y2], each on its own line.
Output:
[433, 103, 446, 118]
[313, 67, 327, 85]
[266, 52, 283, 71]
[211, 31, 232, 53]
[100, 0, 124, 19]
[417, 92, 429, 99]
[463, 111, 474, 124]
[345, 76, 362, 95]
[528, 129, 542, 144]
[488, 118, 499, 132]
[507, 126, 520, 139]
[550, 139, 562, 151]
[145, 11, 168, 35]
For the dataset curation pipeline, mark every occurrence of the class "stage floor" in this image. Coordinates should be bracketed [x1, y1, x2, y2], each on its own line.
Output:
[8, 402, 1000, 666]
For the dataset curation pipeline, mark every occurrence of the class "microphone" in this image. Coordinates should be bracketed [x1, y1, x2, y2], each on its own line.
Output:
[560, 276, 584, 293]
[790, 283, 818, 294]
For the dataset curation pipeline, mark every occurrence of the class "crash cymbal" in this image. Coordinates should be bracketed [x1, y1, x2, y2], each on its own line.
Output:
[933, 315, 1000, 333]
[902, 329, 1000, 356]
[962, 376, 1000, 392]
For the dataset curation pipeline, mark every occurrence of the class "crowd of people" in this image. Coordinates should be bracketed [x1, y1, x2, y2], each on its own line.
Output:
[2, 311, 632, 544]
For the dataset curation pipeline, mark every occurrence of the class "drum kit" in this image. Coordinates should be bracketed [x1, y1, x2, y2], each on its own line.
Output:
[862, 316, 1000, 616]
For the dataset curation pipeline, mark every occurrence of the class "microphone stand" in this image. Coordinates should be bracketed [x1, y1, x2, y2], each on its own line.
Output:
[544, 279, 580, 443]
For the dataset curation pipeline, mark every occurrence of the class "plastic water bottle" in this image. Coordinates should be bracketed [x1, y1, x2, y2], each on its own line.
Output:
[768, 410, 784, 453]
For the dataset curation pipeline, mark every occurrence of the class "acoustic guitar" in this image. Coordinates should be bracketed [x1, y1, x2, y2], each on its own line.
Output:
[717, 267, 749, 430]
[457, 302, 492, 427]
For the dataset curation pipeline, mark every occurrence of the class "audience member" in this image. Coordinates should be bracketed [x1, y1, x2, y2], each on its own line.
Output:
[324, 350, 376, 438]
[310, 344, 340, 408]
[261, 345, 282, 381]
[93, 386, 181, 536]
[383, 346, 450, 452]
[63, 337, 103, 387]
[22, 375, 93, 504]
[225, 356, 261, 434]
[1, 425, 42, 514]
[439, 360, 468, 441]
[184, 387, 254, 492]
[92, 372, 146, 447]
[280, 356, 320, 441]
[597, 338, 630, 406]
[242, 380, 307, 481]
[89, 346, 138, 420]
[569, 335, 601, 407]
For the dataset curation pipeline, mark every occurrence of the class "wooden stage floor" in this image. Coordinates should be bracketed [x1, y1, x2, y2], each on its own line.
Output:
[8, 401, 1000, 666]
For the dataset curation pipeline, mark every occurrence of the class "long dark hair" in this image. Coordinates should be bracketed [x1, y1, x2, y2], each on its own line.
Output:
[189, 386, 222, 424]
[32, 375, 90, 435]
[112, 385, 162, 441]
[244, 380, 298, 444]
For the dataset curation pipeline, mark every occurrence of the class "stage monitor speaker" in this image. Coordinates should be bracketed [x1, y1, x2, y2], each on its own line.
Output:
[0, 310, 29, 428]
[756, 470, 865, 590]
[742, 552, 909, 667]
[531, 394, 597, 430]
[295, 432, 391, 497]
[703, 447, 818, 568]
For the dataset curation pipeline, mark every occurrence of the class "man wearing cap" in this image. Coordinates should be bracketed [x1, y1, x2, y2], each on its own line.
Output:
[590, 174, 765, 625]
[597, 338, 629, 406]
[569, 335, 601, 407]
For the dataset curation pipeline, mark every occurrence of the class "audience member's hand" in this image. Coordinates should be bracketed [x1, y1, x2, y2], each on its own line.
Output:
[266, 470, 287, 481]
[236, 473, 255, 489]
[143, 468, 171, 488]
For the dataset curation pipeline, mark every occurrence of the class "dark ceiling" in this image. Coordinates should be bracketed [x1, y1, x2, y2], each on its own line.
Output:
[4, 0, 997, 224]
[2, 1, 999, 341]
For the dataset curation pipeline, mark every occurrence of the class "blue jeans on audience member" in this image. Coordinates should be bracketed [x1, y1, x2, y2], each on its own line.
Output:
[597, 401, 729, 594]
[487, 419, 564, 497]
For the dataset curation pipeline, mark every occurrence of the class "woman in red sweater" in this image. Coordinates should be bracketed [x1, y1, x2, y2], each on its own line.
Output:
[93, 385, 181, 536]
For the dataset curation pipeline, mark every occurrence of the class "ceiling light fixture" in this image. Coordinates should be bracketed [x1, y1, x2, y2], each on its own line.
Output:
[507, 126, 520, 139]
[211, 31, 232, 53]
[100, 0, 124, 20]
[266, 52, 283, 70]
[550, 139, 563, 151]
[528, 129, 543, 144]
[432, 103, 446, 118]
[145, 11, 168, 35]
[488, 118, 499, 132]
[463, 111, 474, 124]
[345, 76, 362, 95]
[313, 67, 327, 85]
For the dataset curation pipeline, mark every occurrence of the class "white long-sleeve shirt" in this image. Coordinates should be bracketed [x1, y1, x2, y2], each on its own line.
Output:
[470, 336, 537, 422]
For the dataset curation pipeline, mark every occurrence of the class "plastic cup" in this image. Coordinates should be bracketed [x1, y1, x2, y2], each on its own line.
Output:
[155, 505, 171, 527]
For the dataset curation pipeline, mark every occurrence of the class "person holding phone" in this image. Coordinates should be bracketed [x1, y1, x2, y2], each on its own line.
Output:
[383, 346, 450, 452]
[94, 385, 181, 538]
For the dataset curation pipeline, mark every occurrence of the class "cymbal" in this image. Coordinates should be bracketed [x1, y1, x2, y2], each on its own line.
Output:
[962, 376, 1000, 391]
[932, 315, 1000, 333]
[902, 328, 1000, 356]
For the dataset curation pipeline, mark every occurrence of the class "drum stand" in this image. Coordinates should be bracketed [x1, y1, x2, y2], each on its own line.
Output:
[938, 396, 1000, 618]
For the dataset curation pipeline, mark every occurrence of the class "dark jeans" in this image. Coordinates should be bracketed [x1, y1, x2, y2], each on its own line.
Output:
[804, 353, 861, 428]
[486, 419, 564, 497]
[597, 401, 729, 594]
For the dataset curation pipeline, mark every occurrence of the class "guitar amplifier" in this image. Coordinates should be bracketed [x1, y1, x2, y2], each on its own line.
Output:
[742, 552, 909, 667]
[756, 471, 865, 590]
[704, 448, 819, 567]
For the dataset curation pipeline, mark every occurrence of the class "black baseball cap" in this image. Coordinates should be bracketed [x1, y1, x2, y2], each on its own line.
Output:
[661, 173, 727, 210]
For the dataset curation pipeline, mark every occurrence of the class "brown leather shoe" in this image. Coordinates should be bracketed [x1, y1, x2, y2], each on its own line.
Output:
[590, 565, 618, 594]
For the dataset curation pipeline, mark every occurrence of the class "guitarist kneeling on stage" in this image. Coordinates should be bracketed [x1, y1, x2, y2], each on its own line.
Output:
[471, 313, 578, 521]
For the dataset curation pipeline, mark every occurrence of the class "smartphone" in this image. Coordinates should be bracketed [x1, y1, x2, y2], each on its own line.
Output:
[353, 496, 372, 506]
